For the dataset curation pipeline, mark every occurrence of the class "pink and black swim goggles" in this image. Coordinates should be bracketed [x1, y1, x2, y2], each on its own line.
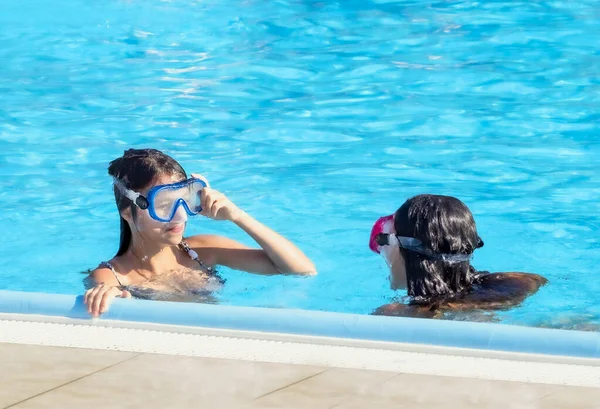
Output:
[369, 214, 484, 264]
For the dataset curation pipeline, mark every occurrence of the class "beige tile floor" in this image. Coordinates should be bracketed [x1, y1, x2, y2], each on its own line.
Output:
[1, 342, 599, 409]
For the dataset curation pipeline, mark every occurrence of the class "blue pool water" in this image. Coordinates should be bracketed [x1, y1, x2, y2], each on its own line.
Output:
[1, 0, 599, 330]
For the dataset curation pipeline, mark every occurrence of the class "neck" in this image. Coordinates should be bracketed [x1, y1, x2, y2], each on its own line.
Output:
[126, 232, 180, 275]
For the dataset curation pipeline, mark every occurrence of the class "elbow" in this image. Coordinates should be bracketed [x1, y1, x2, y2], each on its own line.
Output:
[300, 257, 317, 276]
[280, 261, 317, 276]
[295, 261, 318, 276]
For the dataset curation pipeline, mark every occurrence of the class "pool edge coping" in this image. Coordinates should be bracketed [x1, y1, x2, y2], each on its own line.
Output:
[0, 289, 599, 360]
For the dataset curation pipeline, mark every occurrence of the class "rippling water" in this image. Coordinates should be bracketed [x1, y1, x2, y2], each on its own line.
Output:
[0, 0, 599, 329]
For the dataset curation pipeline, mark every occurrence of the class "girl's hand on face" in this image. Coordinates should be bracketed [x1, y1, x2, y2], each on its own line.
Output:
[192, 173, 243, 223]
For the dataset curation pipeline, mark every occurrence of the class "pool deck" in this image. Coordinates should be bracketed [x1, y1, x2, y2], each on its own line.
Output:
[2, 342, 600, 409]
[1, 292, 599, 409]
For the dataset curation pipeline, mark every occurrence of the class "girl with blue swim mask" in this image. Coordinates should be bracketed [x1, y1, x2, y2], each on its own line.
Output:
[84, 148, 316, 316]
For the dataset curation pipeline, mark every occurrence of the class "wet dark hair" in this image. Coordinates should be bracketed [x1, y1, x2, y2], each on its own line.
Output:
[394, 194, 486, 305]
[108, 148, 187, 256]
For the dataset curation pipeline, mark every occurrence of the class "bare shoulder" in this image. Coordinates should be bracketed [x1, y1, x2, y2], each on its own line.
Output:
[185, 234, 250, 249]
[484, 272, 548, 292]
[184, 234, 253, 268]
[372, 303, 437, 319]
[184, 234, 214, 247]
[85, 264, 120, 287]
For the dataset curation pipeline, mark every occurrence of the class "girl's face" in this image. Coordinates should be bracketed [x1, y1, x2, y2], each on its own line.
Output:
[370, 214, 407, 291]
[381, 225, 407, 290]
[122, 174, 189, 248]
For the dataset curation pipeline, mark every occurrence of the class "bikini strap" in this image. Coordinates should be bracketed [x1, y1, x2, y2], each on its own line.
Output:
[100, 261, 125, 287]
[179, 240, 214, 274]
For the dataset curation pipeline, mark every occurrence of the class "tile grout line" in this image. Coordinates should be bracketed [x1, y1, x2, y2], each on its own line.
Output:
[251, 368, 330, 401]
[535, 387, 567, 403]
[326, 372, 404, 409]
[1, 352, 143, 409]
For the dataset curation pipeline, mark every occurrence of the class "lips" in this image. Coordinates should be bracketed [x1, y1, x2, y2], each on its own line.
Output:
[166, 223, 184, 234]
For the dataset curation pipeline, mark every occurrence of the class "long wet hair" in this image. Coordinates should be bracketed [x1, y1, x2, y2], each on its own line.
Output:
[108, 148, 187, 256]
[394, 194, 486, 305]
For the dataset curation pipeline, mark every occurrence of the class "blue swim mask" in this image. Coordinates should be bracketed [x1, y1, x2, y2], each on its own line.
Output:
[113, 177, 207, 223]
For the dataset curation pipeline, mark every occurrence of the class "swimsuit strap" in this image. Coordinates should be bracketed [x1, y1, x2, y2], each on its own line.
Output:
[179, 240, 214, 275]
[101, 242, 219, 287]
[100, 261, 125, 287]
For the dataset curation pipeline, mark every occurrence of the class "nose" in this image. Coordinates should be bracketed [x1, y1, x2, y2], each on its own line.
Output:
[170, 204, 188, 223]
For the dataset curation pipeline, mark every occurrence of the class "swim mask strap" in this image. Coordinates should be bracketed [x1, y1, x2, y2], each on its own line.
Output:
[113, 177, 150, 209]
[374, 232, 477, 264]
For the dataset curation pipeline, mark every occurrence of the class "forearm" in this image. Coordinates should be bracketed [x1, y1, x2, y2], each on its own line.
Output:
[233, 210, 316, 275]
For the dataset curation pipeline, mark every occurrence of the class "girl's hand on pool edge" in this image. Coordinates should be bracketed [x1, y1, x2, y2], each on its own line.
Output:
[84, 284, 131, 317]
[193, 173, 243, 223]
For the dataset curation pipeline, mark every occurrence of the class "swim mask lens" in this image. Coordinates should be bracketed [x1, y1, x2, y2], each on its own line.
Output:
[369, 214, 395, 254]
[113, 177, 207, 222]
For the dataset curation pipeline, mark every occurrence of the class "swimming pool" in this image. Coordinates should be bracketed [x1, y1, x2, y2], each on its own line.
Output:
[0, 0, 598, 330]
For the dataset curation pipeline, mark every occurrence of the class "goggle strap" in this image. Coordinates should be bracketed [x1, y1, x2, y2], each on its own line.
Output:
[376, 233, 474, 264]
[113, 177, 147, 209]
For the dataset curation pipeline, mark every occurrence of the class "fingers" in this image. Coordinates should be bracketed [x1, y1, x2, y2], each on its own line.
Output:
[200, 187, 210, 214]
[84, 285, 126, 317]
[84, 286, 102, 314]
[190, 173, 210, 188]
[209, 199, 224, 219]
[91, 286, 111, 317]
[84, 287, 94, 306]
[200, 188, 226, 218]
[98, 288, 118, 315]
[197, 186, 240, 221]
